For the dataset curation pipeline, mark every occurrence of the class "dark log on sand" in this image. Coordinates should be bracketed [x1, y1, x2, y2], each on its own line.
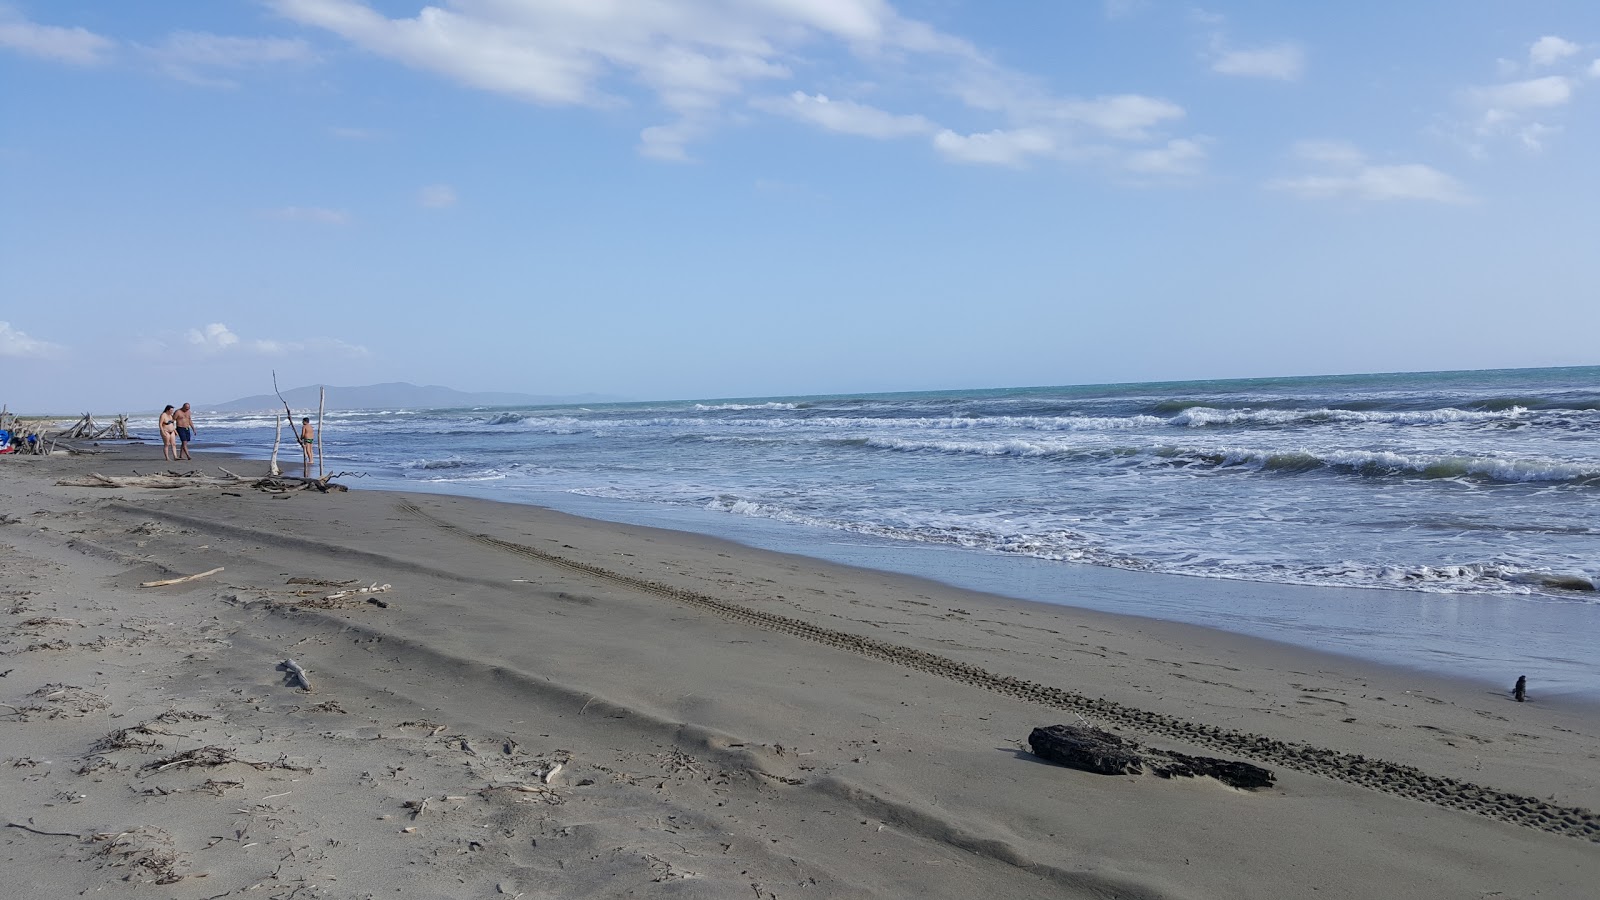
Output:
[1029, 723, 1275, 790]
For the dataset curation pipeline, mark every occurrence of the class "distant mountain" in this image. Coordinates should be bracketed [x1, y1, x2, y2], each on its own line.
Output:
[208, 382, 622, 413]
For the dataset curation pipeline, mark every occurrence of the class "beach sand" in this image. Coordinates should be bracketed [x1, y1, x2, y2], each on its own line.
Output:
[2, 446, 1596, 899]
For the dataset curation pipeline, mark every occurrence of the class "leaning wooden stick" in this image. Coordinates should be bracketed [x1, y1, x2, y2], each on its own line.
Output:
[139, 566, 224, 588]
[284, 659, 313, 691]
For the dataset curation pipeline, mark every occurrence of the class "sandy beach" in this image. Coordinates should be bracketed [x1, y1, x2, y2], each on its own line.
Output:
[2, 445, 1596, 899]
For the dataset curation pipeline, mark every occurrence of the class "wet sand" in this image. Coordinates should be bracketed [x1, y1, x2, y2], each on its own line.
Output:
[2, 446, 1596, 898]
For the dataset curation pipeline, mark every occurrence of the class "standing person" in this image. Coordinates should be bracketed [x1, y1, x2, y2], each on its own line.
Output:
[173, 403, 195, 460]
[158, 405, 178, 461]
[298, 417, 316, 473]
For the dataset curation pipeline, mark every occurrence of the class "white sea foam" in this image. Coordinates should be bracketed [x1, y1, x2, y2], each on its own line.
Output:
[693, 402, 799, 411]
[1170, 406, 1529, 427]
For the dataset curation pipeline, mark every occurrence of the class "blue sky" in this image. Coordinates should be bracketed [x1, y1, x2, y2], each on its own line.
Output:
[3, 1, 1598, 412]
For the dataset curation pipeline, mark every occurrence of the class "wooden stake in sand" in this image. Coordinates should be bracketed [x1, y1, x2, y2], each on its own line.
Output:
[140, 567, 224, 588]
[317, 385, 326, 480]
[270, 414, 283, 477]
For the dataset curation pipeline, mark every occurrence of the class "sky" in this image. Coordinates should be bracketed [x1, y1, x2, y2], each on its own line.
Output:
[3, 1, 1599, 412]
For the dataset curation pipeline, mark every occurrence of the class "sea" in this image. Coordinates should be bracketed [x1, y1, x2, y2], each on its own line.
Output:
[173, 366, 1600, 698]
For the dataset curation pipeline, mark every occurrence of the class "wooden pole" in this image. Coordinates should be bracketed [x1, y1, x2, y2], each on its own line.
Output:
[317, 386, 325, 479]
[270, 413, 283, 477]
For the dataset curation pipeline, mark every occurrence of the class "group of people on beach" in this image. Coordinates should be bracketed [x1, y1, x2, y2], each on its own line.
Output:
[157, 404, 317, 467]
[157, 403, 196, 462]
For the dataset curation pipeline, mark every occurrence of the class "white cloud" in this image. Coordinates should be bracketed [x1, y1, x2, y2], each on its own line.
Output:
[1125, 137, 1208, 176]
[753, 92, 933, 139]
[1053, 94, 1185, 139]
[0, 321, 65, 358]
[1291, 139, 1366, 168]
[1529, 35, 1580, 67]
[187, 323, 241, 352]
[181, 322, 368, 358]
[270, 0, 1187, 174]
[932, 128, 1054, 167]
[0, 12, 114, 65]
[270, 206, 351, 224]
[1270, 159, 1469, 204]
[418, 184, 458, 208]
[1212, 42, 1305, 81]
[1272, 140, 1468, 203]
[1472, 75, 1575, 110]
[146, 31, 315, 85]
[1592, 59, 1600, 78]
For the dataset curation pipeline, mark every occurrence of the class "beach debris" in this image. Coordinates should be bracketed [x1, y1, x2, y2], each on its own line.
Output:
[542, 762, 564, 784]
[91, 825, 195, 885]
[1513, 675, 1528, 702]
[140, 745, 310, 775]
[282, 659, 313, 691]
[139, 567, 224, 588]
[61, 472, 240, 489]
[1028, 724, 1276, 790]
[322, 582, 390, 602]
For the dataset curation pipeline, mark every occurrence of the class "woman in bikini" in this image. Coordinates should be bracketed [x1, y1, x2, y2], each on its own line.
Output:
[158, 405, 178, 461]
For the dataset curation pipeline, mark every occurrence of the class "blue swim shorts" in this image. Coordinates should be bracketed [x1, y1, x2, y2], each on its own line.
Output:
[176, 427, 192, 442]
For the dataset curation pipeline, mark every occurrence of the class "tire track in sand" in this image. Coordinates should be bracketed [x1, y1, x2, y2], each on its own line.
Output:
[398, 500, 1600, 842]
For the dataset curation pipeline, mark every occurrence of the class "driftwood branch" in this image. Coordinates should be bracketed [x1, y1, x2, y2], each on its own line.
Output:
[140, 567, 225, 588]
[6, 821, 83, 838]
[1029, 724, 1275, 791]
[283, 659, 312, 691]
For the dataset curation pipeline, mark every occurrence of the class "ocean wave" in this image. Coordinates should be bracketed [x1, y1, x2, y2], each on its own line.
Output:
[693, 402, 799, 411]
[692, 495, 1598, 597]
[1169, 406, 1528, 427]
[485, 413, 526, 425]
[398, 456, 476, 470]
[1159, 446, 1600, 484]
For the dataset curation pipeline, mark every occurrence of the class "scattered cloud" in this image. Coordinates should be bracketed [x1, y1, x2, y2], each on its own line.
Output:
[932, 128, 1055, 167]
[1194, 12, 1304, 81]
[187, 322, 241, 352]
[1211, 42, 1305, 81]
[181, 322, 368, 357]
[1529, 35, 1580, 67]
[269, 0, 1191, 174]
[270, 206, 351, 225]
[143, 31, 315, 85]
[1125, 137, 1209, 176]
[1270, 141, 1470, 204]
[418, 184, 458, 208]
[1291, 139, 1367, 168]
[0, 9, 115, 65]
[0, 320, 65, 358]
[753, 92, 934, 139]
[1472, 75, 1576, 110]
[1459, 37, 1592, 155]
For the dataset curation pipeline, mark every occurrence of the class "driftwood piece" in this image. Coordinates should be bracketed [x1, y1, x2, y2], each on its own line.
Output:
[283, 659, 312, 691]
[1027, 723, 1144, 776]
[61, 473, 235, 489]
[140, 567, 224, 588]
[251, 474, 351, 493]
[1028, 724, 1275, 791]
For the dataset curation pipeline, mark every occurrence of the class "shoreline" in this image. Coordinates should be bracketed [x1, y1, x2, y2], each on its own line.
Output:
[2, 445, 1597, 897]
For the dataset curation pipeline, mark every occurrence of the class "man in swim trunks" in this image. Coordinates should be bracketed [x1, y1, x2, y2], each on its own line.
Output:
[173, 403, 195, 460]
[159, 405, 177, 461]
[299, 417, 315, 470]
